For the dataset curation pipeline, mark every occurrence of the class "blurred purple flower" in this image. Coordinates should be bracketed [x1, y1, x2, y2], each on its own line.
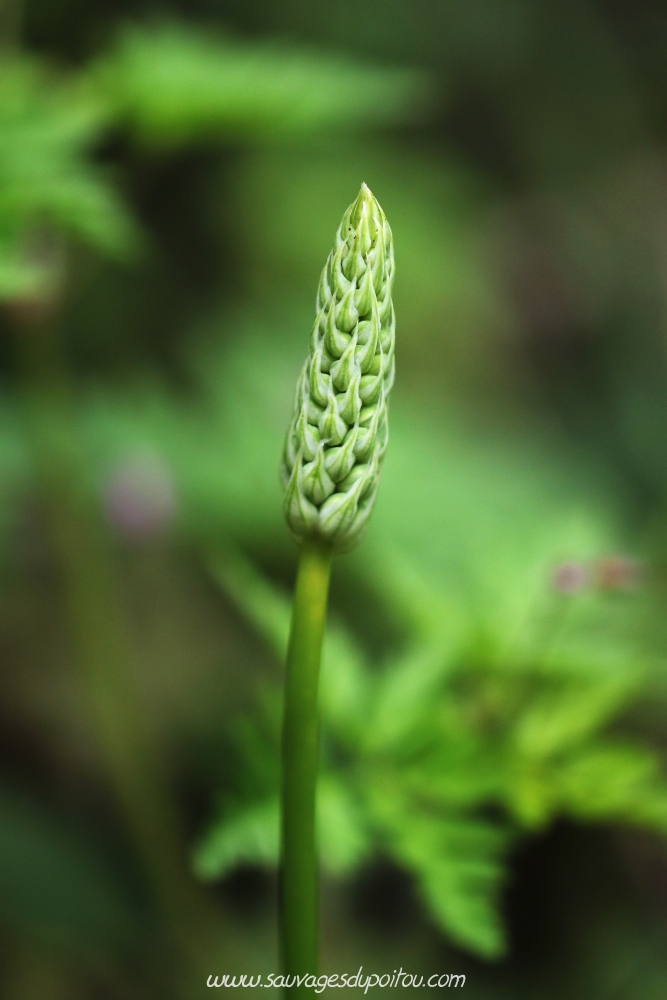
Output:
[551, 560, 589, 594]
[103, 451, 177, 541]
[594, 555, 642, 592]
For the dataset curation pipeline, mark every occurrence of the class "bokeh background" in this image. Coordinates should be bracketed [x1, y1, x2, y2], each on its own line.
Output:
[2, 0, 667, 996]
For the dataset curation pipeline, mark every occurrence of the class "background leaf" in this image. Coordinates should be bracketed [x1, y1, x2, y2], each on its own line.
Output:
[91, 23, 431, 147]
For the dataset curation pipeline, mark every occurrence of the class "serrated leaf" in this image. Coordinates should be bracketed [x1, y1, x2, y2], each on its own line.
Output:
[385, 807, 508, 958]
[193, 799, 279, 880]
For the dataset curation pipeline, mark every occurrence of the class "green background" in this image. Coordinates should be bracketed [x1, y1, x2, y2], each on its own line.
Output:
[1, 0, 667, 997]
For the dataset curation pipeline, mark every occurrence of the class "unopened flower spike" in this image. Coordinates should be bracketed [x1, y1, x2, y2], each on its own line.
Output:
[281, 183, 395, 553]
[279, 184, 395, 984]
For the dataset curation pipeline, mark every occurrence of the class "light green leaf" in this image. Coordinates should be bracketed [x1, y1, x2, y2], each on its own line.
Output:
[365, 640, 456, 753]
[557, 742, 667, 829]
[386, 807, 507, 958]
[512, 674, 642, 760]
[193, 779, 371, 881]
[208, 546, 371, 740]
[0, 57, 139, 294]
[209, 549, 291, 658]
[318, 776, 371, 876]
[193, 799, 279, 880]
[91, 23, 430, 147]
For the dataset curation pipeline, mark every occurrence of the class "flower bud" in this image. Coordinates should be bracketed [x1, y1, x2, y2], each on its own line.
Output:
[281, 184, 395, 552]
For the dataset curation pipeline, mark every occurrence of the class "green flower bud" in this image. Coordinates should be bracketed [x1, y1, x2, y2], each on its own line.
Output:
[282, 183, 395, 552]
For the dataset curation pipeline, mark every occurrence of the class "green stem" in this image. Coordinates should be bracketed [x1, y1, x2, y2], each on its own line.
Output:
[280, 537, 333, 987]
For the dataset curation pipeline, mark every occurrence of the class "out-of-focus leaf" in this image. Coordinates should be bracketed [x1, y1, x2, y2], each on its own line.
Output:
[512, 674, 642, 759]
[193, 799, 279, 880]
[0, 58, 138, 299]
[193, 778, 370, 881]
[91, 23, 431, 147]
[209, 549, 290, 658]
[319, 620, 371, 743]
[365, 640, 459, 753]
[317, 775, 371, 876]
[556, 743, 667, 829]
[505, 740, 667, 831]
[364, 402, 620, 649]
[371, 783, 508, 958]
[208, 546, 371, 740]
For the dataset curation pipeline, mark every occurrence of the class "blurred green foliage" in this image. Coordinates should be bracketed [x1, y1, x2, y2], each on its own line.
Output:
[0, 784, 139, 953]
[2, 2, 667, 998]
[90, 23, 428, 147]
[193, 402, 667, 958]
[0, 58, 136, 298]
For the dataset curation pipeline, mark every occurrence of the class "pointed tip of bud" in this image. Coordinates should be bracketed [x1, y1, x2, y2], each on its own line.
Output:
[359, 183, 378, 209]
[349, 183, 378, 228]
[336, 185, 387, 242]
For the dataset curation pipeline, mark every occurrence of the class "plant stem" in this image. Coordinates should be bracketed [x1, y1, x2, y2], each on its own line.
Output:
[280, 537, 333, 986]
[13, 316, 223, 970]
